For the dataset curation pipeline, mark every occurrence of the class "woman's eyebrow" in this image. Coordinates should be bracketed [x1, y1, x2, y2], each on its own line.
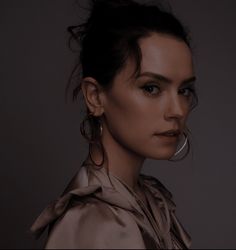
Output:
[137, 72, 196, 85]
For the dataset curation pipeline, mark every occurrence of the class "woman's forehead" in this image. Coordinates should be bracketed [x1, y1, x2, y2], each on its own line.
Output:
[138, 33, 194, 81]
[121, 33, 194, 81]
[139, 33, 192, 71]
[112, 33, 194, 87]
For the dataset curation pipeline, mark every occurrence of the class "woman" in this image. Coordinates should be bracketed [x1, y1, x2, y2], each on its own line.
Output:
[30, 0, 198, 248]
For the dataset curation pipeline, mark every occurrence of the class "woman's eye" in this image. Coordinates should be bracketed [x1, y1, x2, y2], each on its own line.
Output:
[142, 85, 161, 95]
[179, 87, 194, 97]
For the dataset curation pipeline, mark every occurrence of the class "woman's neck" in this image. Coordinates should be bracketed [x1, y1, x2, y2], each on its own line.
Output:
[84, 127, 146, 191]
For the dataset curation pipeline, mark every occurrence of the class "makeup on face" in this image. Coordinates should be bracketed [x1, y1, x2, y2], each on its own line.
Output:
[133, 72, 196, 114]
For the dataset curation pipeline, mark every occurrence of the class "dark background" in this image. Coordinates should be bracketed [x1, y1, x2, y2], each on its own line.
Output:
[1, 0, 236, 248]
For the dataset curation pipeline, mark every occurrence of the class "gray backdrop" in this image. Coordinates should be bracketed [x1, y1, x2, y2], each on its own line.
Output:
[1, 0, 235, 249]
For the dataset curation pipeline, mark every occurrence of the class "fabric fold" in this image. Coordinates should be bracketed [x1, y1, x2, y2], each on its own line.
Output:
[30, 185, 102, 239]
[30, 164, 192, 249]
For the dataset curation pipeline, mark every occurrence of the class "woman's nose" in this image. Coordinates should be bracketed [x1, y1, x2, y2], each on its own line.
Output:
[164, 96, 186, 121]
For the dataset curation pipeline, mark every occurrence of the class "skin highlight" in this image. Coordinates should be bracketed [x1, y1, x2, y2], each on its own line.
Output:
[81, 32, 195, 198]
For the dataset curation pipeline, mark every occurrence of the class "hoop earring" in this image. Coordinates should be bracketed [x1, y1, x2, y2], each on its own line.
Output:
[168, 131, 190, 162]
[174, 131, 188, 156]
[80, 112, 98, 143]
[80, 112, 105, 167]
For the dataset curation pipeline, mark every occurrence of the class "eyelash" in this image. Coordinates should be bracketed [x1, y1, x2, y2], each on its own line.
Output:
[141, 84, 195, 97]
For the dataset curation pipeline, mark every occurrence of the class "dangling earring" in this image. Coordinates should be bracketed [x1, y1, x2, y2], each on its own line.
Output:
[99, 118, 103, 137]
[168, 130, 190, 162]
[80, 112, 101, 142]
[174, 131, 188, 156]
[80, 112, 105, 167]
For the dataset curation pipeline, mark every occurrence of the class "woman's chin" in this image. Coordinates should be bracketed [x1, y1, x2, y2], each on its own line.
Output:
[149, 147, 177, 160]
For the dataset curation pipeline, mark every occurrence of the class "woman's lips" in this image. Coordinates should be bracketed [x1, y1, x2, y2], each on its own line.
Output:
[154, 134, 179, 142]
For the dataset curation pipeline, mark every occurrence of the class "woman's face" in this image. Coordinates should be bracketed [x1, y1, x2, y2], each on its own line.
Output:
[101, 32, 195, 160]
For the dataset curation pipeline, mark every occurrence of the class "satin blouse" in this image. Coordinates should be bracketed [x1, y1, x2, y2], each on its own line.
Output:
[30, 163, 191, 249]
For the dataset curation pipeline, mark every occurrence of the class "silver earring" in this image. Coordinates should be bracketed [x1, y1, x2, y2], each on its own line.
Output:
[99, 120, 103, 137]
[174, 131, 188, 156]
[99, 122, 188, 159]
[168, 131, 189, 162]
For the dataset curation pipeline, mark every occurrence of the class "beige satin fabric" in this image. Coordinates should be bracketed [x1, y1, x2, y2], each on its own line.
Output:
[30, 164, 191, 249]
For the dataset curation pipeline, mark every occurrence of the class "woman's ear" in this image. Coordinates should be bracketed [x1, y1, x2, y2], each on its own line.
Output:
[81, 77, 105, 116]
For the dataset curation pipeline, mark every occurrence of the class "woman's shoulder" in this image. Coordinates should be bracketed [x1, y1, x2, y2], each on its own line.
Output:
[30, 184, 146, 249]
[44, 200, 110, 248]
[29, 184, 102, 239]
[39, 193, 145, 249]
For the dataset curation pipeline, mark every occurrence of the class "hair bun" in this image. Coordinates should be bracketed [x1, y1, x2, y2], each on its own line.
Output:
[87, 0, 140, 29]
[90, 0, 139, 19]
[91, 0, 137, 9]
